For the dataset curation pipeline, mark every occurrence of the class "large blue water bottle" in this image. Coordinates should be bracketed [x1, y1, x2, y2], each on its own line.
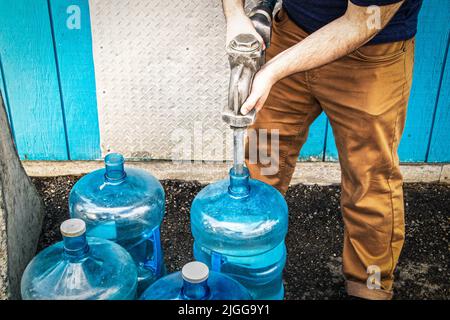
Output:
[191, 167, 288, 300]
[21, 219, 137, 300]
[140, 261, 251, 300]
[69, 153, 165, 291]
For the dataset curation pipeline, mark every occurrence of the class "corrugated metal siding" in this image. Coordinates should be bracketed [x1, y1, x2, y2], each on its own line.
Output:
[0, 0, 448, 162]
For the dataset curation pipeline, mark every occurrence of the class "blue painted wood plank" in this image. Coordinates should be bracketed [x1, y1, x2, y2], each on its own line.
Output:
[325, 0, 450, 162]
[48, 0, 101, 160]
[427, 36, 450, 163]
[0, 54, 19, 150]
[299, 113, 327, 161]
[0, 0, 68, 160]
[0, 55, 12, 127]
[399, 0, 450, 162]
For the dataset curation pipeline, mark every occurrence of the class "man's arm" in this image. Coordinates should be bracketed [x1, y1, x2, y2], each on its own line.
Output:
[241, 0, 404, 115]
[222, 0, 246, 20]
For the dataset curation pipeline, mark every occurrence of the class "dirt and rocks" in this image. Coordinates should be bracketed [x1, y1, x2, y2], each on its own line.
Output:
[32, 176, 449, 300]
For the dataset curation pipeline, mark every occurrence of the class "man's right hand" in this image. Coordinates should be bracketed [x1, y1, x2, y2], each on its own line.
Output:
[223, 0, 264, 49]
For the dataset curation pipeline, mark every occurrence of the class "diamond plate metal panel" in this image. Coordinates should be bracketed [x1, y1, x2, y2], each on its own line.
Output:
[90, 0, 272, 160]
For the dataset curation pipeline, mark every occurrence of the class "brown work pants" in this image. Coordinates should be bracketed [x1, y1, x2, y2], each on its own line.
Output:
[245, 8, 414, 300]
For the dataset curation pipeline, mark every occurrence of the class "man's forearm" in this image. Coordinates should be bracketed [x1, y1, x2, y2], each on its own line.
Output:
[263, 1, 404, 83]
[222, 0, 246, 22]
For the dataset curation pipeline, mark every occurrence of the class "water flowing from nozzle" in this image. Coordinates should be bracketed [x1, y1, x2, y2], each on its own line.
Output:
[233, 128, 245, 175]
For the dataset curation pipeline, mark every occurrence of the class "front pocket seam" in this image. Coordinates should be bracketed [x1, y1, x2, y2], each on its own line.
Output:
[353, 41, 406, 62]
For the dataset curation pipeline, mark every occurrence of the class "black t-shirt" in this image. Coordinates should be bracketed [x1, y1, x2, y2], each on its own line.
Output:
[282, 0, 423, 44]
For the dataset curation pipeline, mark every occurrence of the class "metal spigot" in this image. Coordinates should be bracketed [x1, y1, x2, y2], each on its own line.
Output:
[223, 33, 263, 129]
[222, 1, 274, 174]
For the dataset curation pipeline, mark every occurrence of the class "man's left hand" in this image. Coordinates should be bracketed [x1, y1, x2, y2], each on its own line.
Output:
[240, 66, 277, 115]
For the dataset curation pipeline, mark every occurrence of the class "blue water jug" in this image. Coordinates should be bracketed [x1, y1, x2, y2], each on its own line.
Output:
[191, 167, 288, 300]
[21, 219, 137, 300]
[69, 153, 165, 291]
[140, 261, 251, 300]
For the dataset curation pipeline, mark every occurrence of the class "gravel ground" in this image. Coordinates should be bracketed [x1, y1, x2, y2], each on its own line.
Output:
[32, 176, 449, 300]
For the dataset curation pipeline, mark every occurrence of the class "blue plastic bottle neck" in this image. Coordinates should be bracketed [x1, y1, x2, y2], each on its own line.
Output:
[181, 279, 211, 300]
[228, 167, 250, 198]
[63, 233, 89, 261]
[104, 153, 126, 183]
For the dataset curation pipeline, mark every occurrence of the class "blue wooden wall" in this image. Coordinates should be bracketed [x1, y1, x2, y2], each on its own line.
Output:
[0, 0, 448, 162]
[0, 0, 100, 160]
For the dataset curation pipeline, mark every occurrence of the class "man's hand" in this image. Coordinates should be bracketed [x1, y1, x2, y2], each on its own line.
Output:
[222, 0, 264, 48]
[240, 66, 276, 115]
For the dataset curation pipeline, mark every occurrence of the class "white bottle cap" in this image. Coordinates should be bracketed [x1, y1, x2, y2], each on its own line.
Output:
[182, 261, 209, 283]
[60, 219, 86, 237]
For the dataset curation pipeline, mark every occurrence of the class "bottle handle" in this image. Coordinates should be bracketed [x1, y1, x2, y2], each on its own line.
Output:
[145, 225, 162, 277]
[211, 251, 225, 272]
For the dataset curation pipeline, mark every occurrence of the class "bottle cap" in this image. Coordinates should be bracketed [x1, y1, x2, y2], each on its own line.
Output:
[60, 219, 86, 237]
[182, 261, 209, 283]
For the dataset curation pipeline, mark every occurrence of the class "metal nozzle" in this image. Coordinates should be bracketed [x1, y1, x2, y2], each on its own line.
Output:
[222, 1, 274, 172]
[229, 33, 261, 52]
[222, 33, 262, 129]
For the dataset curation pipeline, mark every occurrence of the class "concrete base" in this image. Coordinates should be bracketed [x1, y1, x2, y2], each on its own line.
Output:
[0, 95, 45, 299]
[22, 159, 449, 185]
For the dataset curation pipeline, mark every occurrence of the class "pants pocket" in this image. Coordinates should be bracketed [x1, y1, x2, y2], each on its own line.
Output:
[352, 40, 406, 63]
